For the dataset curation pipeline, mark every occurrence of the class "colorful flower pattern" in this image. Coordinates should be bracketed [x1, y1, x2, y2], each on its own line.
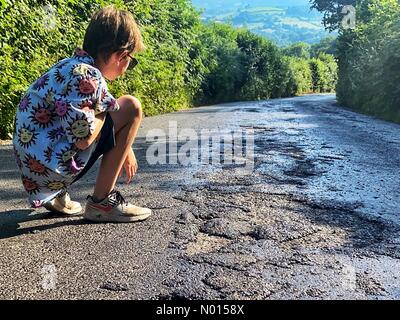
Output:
[13, 48, 120, 207]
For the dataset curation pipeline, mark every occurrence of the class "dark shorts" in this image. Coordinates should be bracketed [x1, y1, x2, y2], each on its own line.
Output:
[72, 113, 115, 183]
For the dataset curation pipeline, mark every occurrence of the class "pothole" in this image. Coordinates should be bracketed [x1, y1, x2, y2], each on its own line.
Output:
[185, 233, 231, 256]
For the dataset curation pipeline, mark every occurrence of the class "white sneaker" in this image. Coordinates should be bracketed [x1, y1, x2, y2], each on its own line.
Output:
[43, 191, 82, 215]
[83, 190, 152, 223]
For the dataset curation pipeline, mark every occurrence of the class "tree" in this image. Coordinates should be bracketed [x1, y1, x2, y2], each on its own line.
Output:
[309, 0, 357, 31]
[282, 42, 311, 59]
[310, 36, 337, 57]
[312, 0, 400, 122]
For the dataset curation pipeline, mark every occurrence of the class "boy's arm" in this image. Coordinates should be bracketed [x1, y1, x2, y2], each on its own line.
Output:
[75, 112, 106, 150]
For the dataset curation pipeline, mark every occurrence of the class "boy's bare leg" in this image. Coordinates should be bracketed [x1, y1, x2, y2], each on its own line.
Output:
[92, 95, 143, 200]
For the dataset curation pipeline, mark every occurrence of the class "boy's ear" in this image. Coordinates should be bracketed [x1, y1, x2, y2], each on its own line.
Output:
[106, 51, 122, 65]
[116, 50, 128, 61]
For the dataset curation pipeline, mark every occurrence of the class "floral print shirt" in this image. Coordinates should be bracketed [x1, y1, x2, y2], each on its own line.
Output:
[13, 48, 119, 207]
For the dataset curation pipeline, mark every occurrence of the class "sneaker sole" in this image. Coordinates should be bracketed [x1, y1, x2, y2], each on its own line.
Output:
[43, 202, 82, 216]
[83, 209, 152, 223]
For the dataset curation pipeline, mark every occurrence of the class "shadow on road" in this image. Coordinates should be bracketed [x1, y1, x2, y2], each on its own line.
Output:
[0, 209, 88, 240]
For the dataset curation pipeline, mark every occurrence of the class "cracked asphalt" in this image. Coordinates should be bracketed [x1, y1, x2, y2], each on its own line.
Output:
[1, 94, 400, 300]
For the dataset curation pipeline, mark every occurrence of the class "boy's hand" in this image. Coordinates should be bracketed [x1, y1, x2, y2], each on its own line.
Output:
[118, 148, 138, 184]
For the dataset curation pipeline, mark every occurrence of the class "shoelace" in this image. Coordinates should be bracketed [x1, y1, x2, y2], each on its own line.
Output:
[87, 190, 126, 207]
[108, 190, 126, 207]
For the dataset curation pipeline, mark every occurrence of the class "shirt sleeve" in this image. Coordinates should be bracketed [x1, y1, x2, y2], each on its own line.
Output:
[94, 71, 120, 115]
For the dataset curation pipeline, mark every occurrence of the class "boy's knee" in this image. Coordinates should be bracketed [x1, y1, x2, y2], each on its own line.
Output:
[127, 95, 143, 118]
[119, 95, 143, 121]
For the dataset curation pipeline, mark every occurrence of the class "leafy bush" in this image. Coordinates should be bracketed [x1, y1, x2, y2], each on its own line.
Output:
[0, 0, 205, 138]
[312, 0, 400, 123]
[0, 0, 103, 138]
[0, 0, 338, 139]
[284, 57, 313, 95]
[188, 22, 246, 104]
[310, 53, 337, 93]
[282, 43, 337, 95]
[282, 42, 311, 59]
[335, 0, 400, 122]
[310, 36, 337, 57]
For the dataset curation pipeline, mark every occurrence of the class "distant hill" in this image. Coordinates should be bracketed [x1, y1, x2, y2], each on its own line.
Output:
[191, 0, 336, 46]
[192, 0, 312, 9]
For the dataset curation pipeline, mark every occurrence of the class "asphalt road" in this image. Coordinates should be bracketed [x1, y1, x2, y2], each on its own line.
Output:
[1, 94, 400, 299]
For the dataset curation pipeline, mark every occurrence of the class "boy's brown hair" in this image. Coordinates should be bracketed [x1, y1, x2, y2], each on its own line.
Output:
[83, 6, 144, 62]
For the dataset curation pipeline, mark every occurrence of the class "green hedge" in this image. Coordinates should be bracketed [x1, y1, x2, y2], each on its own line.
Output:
[284, 57, 313, 95]
[336, 0, 400, 123]
[0, 0, 338, 139]
[309, 53, 337, 93]
[283, 53, 337, 96]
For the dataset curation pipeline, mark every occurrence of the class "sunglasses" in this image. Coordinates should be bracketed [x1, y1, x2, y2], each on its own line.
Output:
[127, 53, 138, 70]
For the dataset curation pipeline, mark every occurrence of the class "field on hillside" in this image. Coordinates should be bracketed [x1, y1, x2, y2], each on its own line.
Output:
[192, 1, 334, 46]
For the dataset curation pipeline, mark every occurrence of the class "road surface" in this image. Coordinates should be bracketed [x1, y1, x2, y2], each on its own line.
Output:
[0, 94, 399, 299]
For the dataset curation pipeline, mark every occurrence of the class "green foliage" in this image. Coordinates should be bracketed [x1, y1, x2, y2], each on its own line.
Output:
[195, 24, 336, 104]
[111, 0, 208, 115]
[0, 0, 106, 138]
[284, 57, 313, 95]
[310, 53, 338, 93]
[0, 0, 338, 139]
[312, 0, 400, 123]
[193, 0, 333, 47]
[310, 0, 357, 32]
[335, 0, 400, 122]
[310, 35, 337, 57]
[282, 42, 311, 59]
[282, 42, 337, 95]
[0, 0, 205, 138]
[194, 23, 247, 104]
[235, 28, 287, 100]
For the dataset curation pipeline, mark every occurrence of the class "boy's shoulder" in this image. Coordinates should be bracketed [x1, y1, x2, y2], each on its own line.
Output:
[50, 54, 102, 82]
[27, 49, 104, 100]
[20, 48, 117, 118]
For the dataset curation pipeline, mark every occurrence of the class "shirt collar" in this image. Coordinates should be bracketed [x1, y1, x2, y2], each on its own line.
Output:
[72, 48, 95, 66]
